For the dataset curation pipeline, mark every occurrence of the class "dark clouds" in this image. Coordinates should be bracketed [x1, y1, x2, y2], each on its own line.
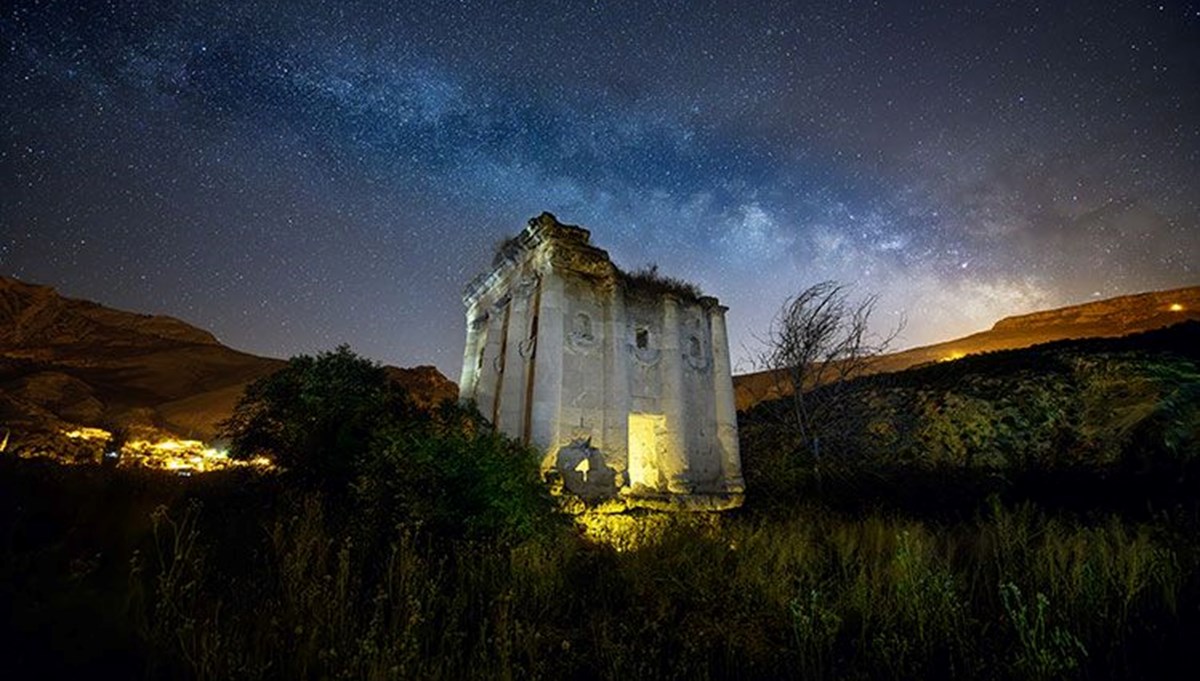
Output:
[2, 0, 1197, 376]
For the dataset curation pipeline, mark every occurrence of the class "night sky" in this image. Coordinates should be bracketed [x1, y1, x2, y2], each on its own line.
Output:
[3, 1, 1197, 378]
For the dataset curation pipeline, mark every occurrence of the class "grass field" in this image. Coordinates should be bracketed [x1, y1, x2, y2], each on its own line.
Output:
[2, 457, 1197, 680]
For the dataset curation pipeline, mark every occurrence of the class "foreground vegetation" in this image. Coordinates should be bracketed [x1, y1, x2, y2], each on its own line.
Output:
[2, 327, 1198, 679]
[2, 457, 1197, 680]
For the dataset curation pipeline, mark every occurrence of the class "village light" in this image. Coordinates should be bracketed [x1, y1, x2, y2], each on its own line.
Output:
[55, 428, 273, 473]
[63, 427, 113, 441]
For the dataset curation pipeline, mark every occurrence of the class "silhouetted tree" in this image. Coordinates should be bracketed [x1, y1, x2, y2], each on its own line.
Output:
[752, 281, 901, 484]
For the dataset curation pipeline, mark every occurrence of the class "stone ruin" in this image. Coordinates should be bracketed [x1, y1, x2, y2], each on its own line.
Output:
[459, 213, 744, 512]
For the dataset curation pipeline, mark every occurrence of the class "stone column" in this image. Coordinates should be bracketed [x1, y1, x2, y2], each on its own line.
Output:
[496, 274, 535, 438]
[603, 281, 630, 490]
[529, 268, 564, 462]
[660, 296, 690, 494]
[710, 305, 744, 493]
[479, 297, 508, 426]
[458, 303, 483, 401]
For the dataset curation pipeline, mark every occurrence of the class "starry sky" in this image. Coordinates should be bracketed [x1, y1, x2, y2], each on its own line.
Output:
[2, 1, 1197, 379]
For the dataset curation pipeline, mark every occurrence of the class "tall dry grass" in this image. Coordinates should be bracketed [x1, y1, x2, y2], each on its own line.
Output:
[132, 497, 1194, 680]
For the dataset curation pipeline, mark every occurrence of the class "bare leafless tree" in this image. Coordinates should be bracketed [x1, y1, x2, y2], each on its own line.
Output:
[752, 281, 902, 481]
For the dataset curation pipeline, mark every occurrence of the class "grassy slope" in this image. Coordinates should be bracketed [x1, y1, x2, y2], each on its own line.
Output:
[740, 322, 1200, 512]
[2, 324, 1199, 680]
[734, 285, 1200, 411]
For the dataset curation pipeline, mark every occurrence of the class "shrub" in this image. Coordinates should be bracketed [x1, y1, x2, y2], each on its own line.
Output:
[354, 402, 556, 543]
[221, 345, 412, 490]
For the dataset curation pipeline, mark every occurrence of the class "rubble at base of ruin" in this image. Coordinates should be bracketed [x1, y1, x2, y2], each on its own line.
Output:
[460, 213, 744, 513]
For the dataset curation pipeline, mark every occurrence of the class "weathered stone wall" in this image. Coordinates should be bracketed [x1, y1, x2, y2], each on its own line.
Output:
[460, 213, 743, 511]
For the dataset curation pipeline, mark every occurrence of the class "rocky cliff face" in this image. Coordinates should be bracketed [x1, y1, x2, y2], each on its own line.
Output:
[734, 285, 1200, 411]
[0, 276, 457, 443]
[0, 277, 219, 350]
[990, 288, 1200, 335]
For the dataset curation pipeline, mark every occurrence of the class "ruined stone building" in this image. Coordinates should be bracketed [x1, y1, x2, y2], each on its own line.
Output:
[459, 213, 744, 511]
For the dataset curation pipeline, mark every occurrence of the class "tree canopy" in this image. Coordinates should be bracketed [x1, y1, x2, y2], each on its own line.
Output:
[221, 345, 554, 541]
[221, 345, 411, 487]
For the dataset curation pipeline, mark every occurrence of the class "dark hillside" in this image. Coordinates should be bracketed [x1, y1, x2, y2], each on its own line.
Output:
[0, 276, 457, 443]
[735, 285, 1200, 410]
[740, 321, 1200, 514]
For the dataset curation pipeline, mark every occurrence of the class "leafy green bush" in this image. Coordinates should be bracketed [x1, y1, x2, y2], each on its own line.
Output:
[222, 347, 555, 543]
[221, 345, 411, 488]
[354, 402, 555, 542]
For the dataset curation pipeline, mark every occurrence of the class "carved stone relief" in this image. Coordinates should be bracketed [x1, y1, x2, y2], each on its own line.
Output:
[513, 273, 540, 300]
[567, 310, 598, 353]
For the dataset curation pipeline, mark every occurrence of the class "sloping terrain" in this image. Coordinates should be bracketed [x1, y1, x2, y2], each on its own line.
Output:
[0, 277, 456, 444]
[739, 320, 1200, 510]
[735, 285, 1200, 410]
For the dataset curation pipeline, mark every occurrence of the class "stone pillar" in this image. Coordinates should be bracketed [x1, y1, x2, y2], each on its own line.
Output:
[496, 274, 535, 438]
[660, 296, 690, 493]
[603, 282, 630, 490]
[477, 297, 508, 425]
[710, 305, 744, 493]
[530, 268, 564, 462]
[458, 303, 483, 401]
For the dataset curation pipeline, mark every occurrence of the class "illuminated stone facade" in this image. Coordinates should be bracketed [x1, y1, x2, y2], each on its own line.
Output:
[460, 213, 744, 511]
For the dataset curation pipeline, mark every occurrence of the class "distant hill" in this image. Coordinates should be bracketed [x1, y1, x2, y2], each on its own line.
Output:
[735, 285, 1200, 411]
[0, 277, 457, 442]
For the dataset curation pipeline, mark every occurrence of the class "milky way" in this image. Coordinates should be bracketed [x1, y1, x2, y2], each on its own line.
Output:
[2, 1, 1197, 377]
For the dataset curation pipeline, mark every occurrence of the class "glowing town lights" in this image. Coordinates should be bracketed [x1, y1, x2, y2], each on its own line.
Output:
[122, 438, 273, 473]
[63, 427, 113, 441]
[1169, 303, 1184, 312]
[54, 429, 274, 474]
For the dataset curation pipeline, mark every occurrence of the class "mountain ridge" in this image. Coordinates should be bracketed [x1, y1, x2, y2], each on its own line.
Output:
[0, 276, 457, 442]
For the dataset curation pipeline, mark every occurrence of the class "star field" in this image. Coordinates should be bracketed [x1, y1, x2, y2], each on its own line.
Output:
[2, 0, 1197, 377]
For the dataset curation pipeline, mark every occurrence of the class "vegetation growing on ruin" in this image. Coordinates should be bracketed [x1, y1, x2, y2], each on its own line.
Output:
[492, 234, 525, 267]
[617, 263, 704, 300]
